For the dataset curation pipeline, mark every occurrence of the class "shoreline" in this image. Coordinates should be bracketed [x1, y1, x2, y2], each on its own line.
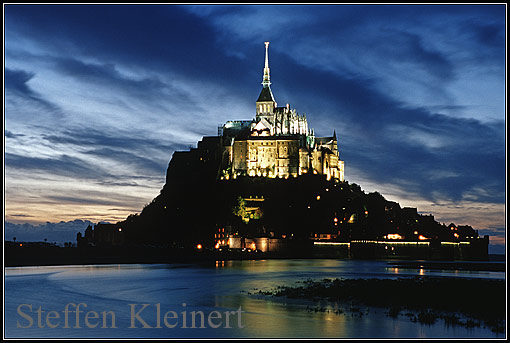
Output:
[4, 245, 506, 270]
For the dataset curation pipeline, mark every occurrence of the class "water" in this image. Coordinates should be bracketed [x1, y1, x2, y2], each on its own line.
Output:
[4, 259, 505, 338]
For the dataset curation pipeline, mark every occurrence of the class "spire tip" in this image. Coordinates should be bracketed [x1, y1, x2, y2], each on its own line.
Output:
[262, 41, 271, 87]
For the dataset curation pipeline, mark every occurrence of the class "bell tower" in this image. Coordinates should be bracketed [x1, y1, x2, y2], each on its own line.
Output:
[256, 42, 276, 116]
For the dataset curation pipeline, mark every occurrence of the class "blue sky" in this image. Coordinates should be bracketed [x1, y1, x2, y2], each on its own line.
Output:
[4, 5, 506, 251]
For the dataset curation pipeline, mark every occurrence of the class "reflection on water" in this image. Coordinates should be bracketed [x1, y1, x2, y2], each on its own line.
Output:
[5, 259, 504, 338]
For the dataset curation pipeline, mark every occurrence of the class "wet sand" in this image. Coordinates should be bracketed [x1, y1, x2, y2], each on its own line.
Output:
[262, 276, 505, 333]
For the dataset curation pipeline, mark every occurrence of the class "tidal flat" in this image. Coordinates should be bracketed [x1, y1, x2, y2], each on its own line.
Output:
[5, 261, 505, 338]
[258, 276, 506, 333]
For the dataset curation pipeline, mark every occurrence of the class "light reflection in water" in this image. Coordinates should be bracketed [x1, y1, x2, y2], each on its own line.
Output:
[4, 260, 504, 339]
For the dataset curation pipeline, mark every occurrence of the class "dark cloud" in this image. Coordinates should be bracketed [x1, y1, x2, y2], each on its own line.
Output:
[98, 180, 141, 187]
[2, 128, 188, 187]
[5, 68, 61, 113]
[5, 5, 247, 84]
[380, 30, 455, 81]
[51, 57, 198, 110]
[42, 127, 185, 153]
[271, 55, 504, 204]
[83, 147, 167, 176]
[5, 130, 25, 139]
[5, 153, 112, 180]
[5, 68, 35, 94]
[55, 58, 165, 89]
[46, 194, 142, 207]
[468, 21, 505, 48]
[40, 128, 189, 177]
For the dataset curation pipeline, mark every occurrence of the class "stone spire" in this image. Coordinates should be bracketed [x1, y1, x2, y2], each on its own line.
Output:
[262, 41, 271, 88]
[256, 41, 276, 115]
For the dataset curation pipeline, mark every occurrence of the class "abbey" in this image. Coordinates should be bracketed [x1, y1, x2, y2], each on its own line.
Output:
[75, 44, 489, 260]
[220, 42, 344, 181]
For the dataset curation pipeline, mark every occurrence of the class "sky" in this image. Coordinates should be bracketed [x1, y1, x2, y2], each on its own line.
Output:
[3, 4, 506, 252]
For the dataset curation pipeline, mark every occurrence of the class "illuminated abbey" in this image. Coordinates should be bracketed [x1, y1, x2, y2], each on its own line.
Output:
[78, 42, 488, 260]
[220, 42, 345, 181]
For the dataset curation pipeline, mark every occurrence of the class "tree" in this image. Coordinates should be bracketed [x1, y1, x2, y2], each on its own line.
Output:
[233, 196, 247, 219]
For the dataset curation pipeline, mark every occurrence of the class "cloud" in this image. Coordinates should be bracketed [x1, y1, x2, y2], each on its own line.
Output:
[4, 5, 505, 233]
[46, 194, 145, 207]
[51, 57, 199, 110]
[5, 152, 112, 181]
[83, 148, 167, 176]
[5, 130, 25, 139]
[5, 68, 61, 114]
[267, 56, 505, 204]
[5, 68, 35, 94]
[41, 127, 185, 154]
[376, 30, 456, 81]
[185, 5, 504, 121]
[4, 219, 94, 243]
[471, 22, 505, 47]
[40, 128, 191, 177]
[5, 5, 239, 82]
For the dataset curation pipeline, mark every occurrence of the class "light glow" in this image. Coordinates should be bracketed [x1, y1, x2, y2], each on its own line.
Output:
[351, 240, 430, 245]
[313, 242, 350, 246]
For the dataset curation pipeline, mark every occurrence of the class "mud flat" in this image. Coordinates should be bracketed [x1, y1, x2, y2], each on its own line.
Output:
[260, 276, 505, 333]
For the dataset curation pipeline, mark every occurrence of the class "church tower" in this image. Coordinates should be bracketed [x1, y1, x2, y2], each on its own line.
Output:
[222, 41, 344, 181]
[256, 42, 276, 117]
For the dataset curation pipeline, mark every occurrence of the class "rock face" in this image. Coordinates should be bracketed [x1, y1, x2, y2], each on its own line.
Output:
[113, 144, 483, 251]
